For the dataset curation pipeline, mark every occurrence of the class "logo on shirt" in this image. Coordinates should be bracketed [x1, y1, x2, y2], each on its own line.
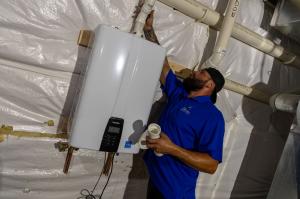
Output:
[180, 106, 192, 115]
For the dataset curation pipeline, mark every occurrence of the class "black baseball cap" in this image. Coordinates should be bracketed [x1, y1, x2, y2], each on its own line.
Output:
[204, 67, 225, 104]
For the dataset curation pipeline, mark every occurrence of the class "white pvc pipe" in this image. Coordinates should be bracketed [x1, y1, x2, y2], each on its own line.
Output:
[170, 61, 300, 113]
[158, 0, 300, 69]
[231, 23, 284, 58]
[158, 0, 220, 26]
[169, 61, 271, 104]
[132, 0, 157, 37]
[226, 79, 300, 113]
[203, 0, 240, 68]
[269, 93, 300, 113]
[224, 79, 270, 104]
[171, 61, 300, 113]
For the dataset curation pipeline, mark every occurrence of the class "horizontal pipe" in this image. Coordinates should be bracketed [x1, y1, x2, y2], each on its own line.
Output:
[169, 61, 271, 104]
[270, 93, 300, 113]
[158, 0, 220, 26]
[170, 61, 300, 113]
[224, 79, 270, 104]
[158, 0, 300, 69]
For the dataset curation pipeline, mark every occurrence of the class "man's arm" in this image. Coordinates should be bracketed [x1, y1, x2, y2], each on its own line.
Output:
[143, 11, 170, 86]
[146, 133, 219, 174]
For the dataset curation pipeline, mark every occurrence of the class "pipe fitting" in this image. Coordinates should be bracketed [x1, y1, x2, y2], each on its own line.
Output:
[269, 93, 300, 113]
[158, 0, 300, 69]
[201, 0, 239, 68]
[133, 0, 157, 37]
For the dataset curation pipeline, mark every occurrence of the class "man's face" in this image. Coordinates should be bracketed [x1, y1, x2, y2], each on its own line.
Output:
[183, 70, 213, 93]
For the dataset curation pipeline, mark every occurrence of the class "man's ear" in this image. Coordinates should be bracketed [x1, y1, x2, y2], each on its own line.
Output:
[206, 81, 215, 90]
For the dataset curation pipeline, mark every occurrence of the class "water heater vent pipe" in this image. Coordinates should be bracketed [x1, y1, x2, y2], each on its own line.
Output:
[158, 0, 300, 69]
[132, 0, 157, 37]
[202, 0, 240, 68]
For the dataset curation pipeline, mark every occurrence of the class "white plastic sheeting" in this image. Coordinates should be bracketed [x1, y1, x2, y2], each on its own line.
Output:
[0, 0, 300, 198]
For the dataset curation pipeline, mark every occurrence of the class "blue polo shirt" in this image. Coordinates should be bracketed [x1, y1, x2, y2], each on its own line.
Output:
[144, 71, 225, 199]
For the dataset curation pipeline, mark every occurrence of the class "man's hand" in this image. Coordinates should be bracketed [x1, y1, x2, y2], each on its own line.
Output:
[146, 133, 176, 155]
[142, 9, 170, 85]
[143, 10, 160, 45]
[144, 10, 154, 31]
[147, 132, 219, 174]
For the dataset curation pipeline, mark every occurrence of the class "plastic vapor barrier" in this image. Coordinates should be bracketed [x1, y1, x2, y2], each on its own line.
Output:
[0, 0, 300, 199]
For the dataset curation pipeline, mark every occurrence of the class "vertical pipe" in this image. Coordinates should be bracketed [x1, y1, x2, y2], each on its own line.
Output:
[132, 0, 157, 37]
[169, 61, 271, 104]
[203, 0, 240, 68]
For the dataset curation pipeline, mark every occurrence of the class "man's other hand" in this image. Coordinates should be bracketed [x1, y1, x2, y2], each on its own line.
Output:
[146, 132, 176, 155]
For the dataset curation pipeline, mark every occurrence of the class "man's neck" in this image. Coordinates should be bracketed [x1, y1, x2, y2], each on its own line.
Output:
[188, 90, 210, 98]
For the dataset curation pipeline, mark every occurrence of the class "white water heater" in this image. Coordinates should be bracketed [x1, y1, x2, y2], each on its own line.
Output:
[69, 25, 165, 154]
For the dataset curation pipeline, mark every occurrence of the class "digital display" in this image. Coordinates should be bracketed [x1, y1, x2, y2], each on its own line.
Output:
[108, 126, 120, 134]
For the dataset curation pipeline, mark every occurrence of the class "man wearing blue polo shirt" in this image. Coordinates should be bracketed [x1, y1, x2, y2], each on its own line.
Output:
[143, 11, 225, 199]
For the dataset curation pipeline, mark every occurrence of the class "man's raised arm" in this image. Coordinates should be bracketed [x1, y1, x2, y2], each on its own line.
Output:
[143, 11, 170, 86]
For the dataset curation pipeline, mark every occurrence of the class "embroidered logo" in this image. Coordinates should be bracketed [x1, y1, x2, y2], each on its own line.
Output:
[180, 106, 192, 115]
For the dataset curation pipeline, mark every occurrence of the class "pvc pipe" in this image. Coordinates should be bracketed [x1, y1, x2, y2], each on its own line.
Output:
[170, 61, 300, 113]
[232, 23, 284, 58]
[203, 0, 240, 68]
[158, 0, 220, 26]
[269, 93, 300, 113]
[132, 0, 157, 37]
[224, 79, 271, 104]
[158, 0, 300, 69]
[138, 123, 163, 156]
[168, 60, 271, 104]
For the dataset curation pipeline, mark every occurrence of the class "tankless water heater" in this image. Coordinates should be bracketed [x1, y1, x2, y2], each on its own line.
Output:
[69, 25, 166, 154]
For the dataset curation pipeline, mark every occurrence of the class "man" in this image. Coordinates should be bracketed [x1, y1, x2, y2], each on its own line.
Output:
[143, 11, 225, 199]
